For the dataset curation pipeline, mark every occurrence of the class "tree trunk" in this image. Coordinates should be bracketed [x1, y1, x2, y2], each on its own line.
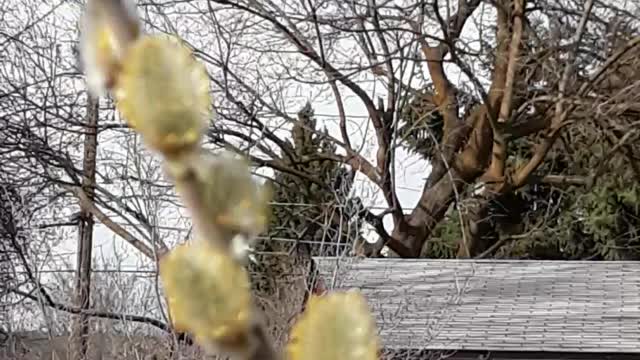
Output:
[458, 193, 499, 258]
[71, 95, 99, 360]
[385, 106, 494, 258]
[460, 190, 529, 258]
[391, 172, 464, 257]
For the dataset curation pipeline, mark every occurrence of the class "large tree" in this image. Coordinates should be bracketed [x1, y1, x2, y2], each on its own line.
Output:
[198, 0, 639, 259]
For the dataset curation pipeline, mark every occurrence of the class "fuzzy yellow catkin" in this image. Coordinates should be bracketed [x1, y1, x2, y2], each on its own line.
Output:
[166, 151, 271, 241]
[287, 291, 380, 360]
[114, 34, 212, 158]
[197, 153, 271, 235]
[159, 241, 252, 345]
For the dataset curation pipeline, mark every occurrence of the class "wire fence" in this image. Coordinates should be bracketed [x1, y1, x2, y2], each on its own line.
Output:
[2, 239, 355, 334]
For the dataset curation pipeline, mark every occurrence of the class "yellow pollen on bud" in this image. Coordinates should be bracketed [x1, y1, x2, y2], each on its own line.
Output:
[159, 241, 252, 345]
[287, 290, 380, 360]
[114, 34, 212, 158]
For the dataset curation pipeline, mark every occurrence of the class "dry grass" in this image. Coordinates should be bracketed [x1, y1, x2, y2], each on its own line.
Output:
[1, 332, 212, 360]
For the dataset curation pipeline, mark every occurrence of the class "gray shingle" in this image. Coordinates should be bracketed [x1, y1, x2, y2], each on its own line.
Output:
[314, 258, 640, 353]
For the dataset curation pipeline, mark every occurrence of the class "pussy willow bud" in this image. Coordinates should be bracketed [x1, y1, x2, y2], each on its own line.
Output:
[203, 153, 271, 237]
[79, 0, 141, 96]
[287, 291, 380, 360]
[159, 241, 252, 348]
[165, 151, 271, 251]
[114, 34, 212, 158]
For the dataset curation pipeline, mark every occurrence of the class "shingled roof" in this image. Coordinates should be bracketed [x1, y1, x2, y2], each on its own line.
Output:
[313, 258, 640, 355]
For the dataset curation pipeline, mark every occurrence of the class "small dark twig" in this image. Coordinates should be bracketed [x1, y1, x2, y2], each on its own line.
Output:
[9, 288, 178, 335]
